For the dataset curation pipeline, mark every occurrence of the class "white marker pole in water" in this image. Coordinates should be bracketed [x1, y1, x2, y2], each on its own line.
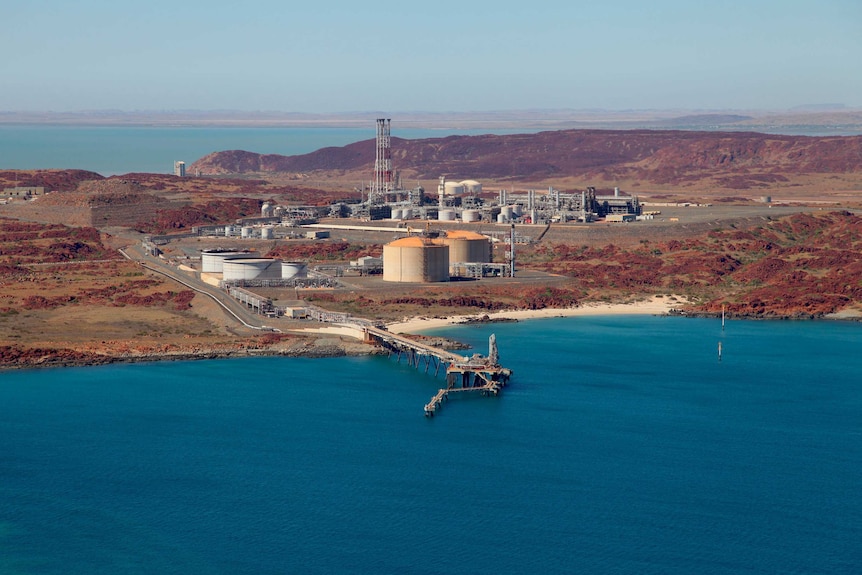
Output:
[718, 341, 723, 362]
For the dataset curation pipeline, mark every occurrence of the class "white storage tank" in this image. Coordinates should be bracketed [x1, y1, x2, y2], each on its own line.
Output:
[201, 250, 256, 273]
[224, 225, 235, 237]
[222, 258, 282, 281]
[501, 206, 514, 220]
[459, 180, 482, 195]
[497, 213, 507, 224]
[241, 226, 253, 238]
[261, 226, 273, 240]
[512, 204, 523, 217]
[444, 181, 464, 196]
[261, 202, 274, 217]
[401, 207, 412, 220]
[383, 237, 449, 283]
[391, 208, 403, 221]
[462, 209, 481, 223]
[438, 209, 456, 221]
[281, 261, 308, 279]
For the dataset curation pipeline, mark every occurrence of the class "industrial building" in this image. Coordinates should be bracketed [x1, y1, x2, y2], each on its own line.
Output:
[174, 161, 186, 177]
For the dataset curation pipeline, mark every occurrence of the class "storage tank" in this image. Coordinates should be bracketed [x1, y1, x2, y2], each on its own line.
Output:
[261, 226, 273, 240]
[261, 202, 273, 217]
[444, 181, 464, 196]
[241, 226, 253, 238]
[391, 208, 403, 220]
[512, 204, 523, 217]
[459, 180, 482, 195]
[224, 225, 235, 237]
[497, 213, 506, 224]
[222, 258, 282, 281]
[401, 207, 412, 220]
[281, 261, 308, 279]
[442, 230, 491, 264]
[438, 209, 456, 221]
[201, 250, 256, 273]
[383, 237, 449, 283]
[461, 209, 481, 223]
[501, 206, 514, 220]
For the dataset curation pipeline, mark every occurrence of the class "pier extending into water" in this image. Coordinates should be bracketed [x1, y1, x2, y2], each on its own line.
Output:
[362, 326, 512, 416]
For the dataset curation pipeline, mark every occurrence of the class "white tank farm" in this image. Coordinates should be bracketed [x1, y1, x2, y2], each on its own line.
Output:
[459, 180, 482, 195]
[461, 209, 481, 223]
[222, 258, 283, 281]
[201, 250, 257, 273]
[443, 230, 491, 264]
[281, 261, 308, 279]
[383, 237, 449, 283]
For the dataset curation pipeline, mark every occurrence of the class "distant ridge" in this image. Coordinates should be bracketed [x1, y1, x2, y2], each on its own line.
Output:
[190, 128, 862, 190]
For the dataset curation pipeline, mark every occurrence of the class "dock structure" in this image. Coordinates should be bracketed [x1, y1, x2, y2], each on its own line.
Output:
[362, 327, 512, 416]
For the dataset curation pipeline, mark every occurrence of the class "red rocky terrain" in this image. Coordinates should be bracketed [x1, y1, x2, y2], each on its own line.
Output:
[189, 130, 862, 190]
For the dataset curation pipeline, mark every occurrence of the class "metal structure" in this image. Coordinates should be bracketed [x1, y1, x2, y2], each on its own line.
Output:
[371, 118, 393, 203]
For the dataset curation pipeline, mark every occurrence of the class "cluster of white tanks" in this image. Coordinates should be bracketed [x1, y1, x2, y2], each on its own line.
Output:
[382, 231, 491, 283]
[201, 249, 307, 281]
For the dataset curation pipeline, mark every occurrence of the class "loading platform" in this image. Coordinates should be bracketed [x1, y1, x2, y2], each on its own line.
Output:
[362, 326, 512, 416]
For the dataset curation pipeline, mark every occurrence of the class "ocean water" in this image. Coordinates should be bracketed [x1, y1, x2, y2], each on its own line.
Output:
[1, 315, 860, 574]
[0, 126, 518, 177]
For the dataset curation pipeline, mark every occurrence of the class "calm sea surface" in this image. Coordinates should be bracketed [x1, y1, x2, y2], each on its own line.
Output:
[1, 316, 860, 574]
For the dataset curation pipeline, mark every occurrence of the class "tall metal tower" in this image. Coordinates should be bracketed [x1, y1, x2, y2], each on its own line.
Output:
[371, 118, 393, 203]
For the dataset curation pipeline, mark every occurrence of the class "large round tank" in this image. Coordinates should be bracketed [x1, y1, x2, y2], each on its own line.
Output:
[461, 209, 481, 223]
[438, 209, 456, 221]
[391, 208, 403, 220]
[281, 261, 308, 279]
[459, 180, 482, 195]
[224, 225, 234, 237]
[201, 250, 256, 273]
[383, 237, 449, 283]
[444, 181, 464, 196]
[497, 213, 506, 223]
[260, 226, 273, 240]
[241, 226, 252, 238]
[222, 258, 282, 281]
[401, 207, 412, 220]
[443, 231, 491, 264]
[261, 202, 273, 217]
[511, 204, 523, 217]
[501, 206, 514, 220]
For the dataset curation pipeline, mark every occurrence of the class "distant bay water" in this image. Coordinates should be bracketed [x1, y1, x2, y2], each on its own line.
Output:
[2, 123, 859, 177]
[1, 316, 860, 574]
[0, 125, 525, 177]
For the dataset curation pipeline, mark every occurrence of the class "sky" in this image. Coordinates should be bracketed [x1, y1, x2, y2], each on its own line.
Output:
[3, 0, 861, 113]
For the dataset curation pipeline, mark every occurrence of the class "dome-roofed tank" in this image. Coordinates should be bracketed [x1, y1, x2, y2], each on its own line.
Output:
[383, 237, 449, 283]
[444, 181, 464, 196]
[261, 202, 274, 217]
[442, 230, 491, 264]
[459, 180, 482, 195]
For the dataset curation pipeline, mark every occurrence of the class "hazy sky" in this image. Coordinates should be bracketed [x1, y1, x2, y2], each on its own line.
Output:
[4, 0, 860, 112]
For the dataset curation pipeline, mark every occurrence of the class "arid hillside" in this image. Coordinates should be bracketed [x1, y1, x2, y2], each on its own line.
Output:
[189, 129, 862, 193]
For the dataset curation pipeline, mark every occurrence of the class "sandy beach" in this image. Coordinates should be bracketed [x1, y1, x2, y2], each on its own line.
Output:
[386, 295, 681, 334]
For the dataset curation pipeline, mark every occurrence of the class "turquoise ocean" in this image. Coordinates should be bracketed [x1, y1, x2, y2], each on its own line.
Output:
[0, 125, 524, 177]
[1, 316, 861, 574]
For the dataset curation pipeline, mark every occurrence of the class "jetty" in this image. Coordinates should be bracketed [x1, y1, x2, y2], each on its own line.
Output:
[362, 326, 513, 416]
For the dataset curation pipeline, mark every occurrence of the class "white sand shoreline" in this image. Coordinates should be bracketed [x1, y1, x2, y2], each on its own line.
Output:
[386, 295, 681, 334]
